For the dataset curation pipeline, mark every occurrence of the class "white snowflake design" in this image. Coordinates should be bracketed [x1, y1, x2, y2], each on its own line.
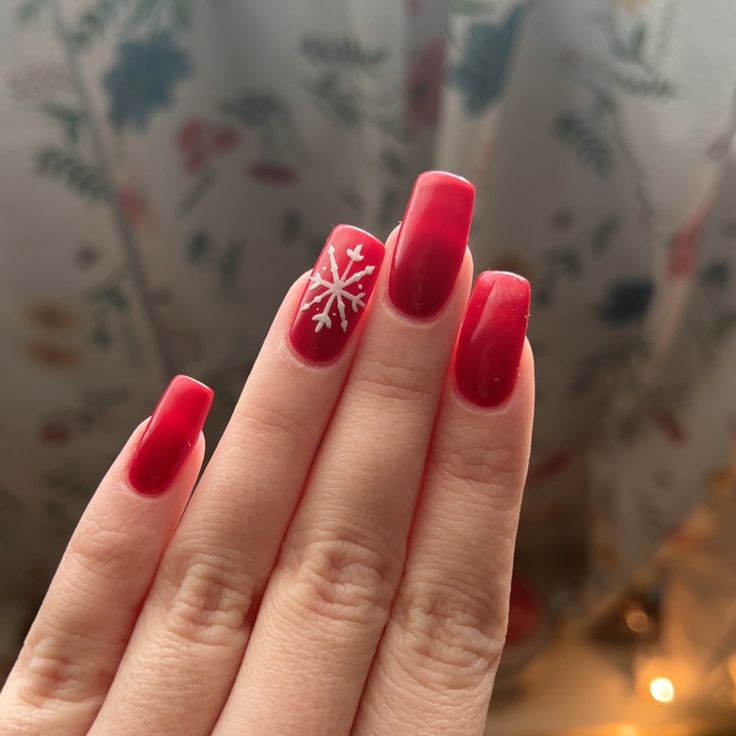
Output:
[300, 243, 376, 333]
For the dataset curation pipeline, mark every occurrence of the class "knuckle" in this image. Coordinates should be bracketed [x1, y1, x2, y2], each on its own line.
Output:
[432, 431, 520, 514]
[157, 545, 256, 648]
[14, 632, 111, 710]
[352, 352, 434, 406]
[393, 580, 505, 690]
[236, 394, 310, 442]
[281, 531, 402, 627]
[68, 515, 143, 583]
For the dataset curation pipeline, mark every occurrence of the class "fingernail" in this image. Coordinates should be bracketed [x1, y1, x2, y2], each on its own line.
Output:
[289, 224, 384, 364]
[454, 272, 530, 408]
[128, 375, 214, 496]
[388, 171, 475, 318]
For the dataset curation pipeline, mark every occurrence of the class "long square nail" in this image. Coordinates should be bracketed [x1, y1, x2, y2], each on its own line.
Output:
[454, 272, 530, 408]
[388, 171, 475, 318]
[128, 375, 214, 495]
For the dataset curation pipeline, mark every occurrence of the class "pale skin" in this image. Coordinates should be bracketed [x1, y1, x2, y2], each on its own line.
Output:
[0, 226, 534, 736]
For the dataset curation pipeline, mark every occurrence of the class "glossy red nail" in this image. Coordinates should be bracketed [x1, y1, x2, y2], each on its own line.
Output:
[454, 272, 530, 408]
[128, 375, 214, 496]
[389, 171, 475, 318]
[289, 224, 384, 364]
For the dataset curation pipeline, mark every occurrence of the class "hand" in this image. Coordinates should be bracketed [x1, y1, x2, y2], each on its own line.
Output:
[1, 172, 533, 736]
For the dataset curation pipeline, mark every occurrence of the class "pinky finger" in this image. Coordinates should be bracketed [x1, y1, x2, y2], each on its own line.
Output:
[0, 375, 213, 736]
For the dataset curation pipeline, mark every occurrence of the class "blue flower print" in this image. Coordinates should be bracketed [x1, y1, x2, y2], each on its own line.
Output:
[599, 279, 654, 324]
[104, 31, 192, 131]
[451, 3, 527, 116]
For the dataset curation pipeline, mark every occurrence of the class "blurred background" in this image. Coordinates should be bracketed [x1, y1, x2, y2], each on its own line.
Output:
[3, 0, 736, 733]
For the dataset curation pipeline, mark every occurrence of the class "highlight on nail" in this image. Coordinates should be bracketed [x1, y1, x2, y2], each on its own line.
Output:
[128, 375, 214, 496]
[289, 224, 385, 364]
[454, 271, 530, 408]
[388, 170, 475, 318]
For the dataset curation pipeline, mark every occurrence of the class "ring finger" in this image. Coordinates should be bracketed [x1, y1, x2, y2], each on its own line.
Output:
[355, 273, 533, 736]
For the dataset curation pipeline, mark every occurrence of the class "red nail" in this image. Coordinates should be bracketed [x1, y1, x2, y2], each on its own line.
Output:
[389, 171, 475, 318]
[289, 224, 384, 364]
[128, 375, 214, 496]
[454, 272, 530, 408]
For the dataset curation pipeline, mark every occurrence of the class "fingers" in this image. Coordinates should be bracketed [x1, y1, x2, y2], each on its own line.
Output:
[353, 275, 533, 736]
[215, 172, 476, 735]
[0, 376, 212, 736]
[89, 226, 386, 736]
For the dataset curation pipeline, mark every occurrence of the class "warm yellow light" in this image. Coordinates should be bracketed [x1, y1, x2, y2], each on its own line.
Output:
[649, 676, 675, 703]
[616, 724, 640, 736]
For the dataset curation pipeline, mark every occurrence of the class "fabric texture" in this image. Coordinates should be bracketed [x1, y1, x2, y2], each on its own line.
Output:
[3, 0, 736, 686]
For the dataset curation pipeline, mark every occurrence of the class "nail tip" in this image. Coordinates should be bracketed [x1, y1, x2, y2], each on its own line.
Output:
[417, 169, 475, 191]
[290, 224, 384, 363]
[455, 270, 530, 409]
[127, 374, 213, 497]
[170, 374, 215, 409]
[330, 223, 385, 250]
[389, 170, 476, 318]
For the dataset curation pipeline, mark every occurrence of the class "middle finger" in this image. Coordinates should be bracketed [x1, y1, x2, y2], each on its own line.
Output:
[215, 171, 475, 735]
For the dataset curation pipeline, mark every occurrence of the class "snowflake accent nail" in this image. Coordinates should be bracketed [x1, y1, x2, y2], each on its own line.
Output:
[289, 224, 384, 364]
[300, 243, 376, 333]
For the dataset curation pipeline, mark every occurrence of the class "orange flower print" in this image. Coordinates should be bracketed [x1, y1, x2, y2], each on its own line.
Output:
[26, 340, 81, 369]
[24, 302, 80, 330]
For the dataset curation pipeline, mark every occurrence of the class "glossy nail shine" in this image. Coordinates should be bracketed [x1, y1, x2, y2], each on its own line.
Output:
[289, 224, 384, 364]
[128, 375, 214, 496]
[454, 272, 530, 408]
[389, 171, 475, 318]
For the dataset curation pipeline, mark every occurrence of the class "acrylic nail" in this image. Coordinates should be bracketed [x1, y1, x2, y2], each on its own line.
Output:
[454, 271, 530, 408]
[128, 375, 214, 496]
[289, 224, 384, 364]
[388, 170, 475, 318]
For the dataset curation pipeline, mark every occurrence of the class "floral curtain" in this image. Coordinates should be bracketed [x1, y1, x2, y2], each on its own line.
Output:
[3, 0, 736, 683]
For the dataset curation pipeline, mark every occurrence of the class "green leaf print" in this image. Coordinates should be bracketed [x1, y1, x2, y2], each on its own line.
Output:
[612, 21, 647, 64]
[35, 146, 110, 200]
[375, 115, 408, 143]
[611, 71, 676, 99]
[83, 269, 144, 363]
[68, 0, 132, 51]
[67, 0, 195, 50]
[87, 282, 129, 310]
[450, 0, 493, 16]
[281, 209, 303, 245]
[590, 215, 620, 257]
[598, 9, 677, 99]
[16, 0, 52, 24]
[221, 92, 291, 130]
[711, 311, 736, 343]
[309, 73, 361, 128]
[126, 0, 192, 33]
[178, 169, 218, 216]
[40, 103, 86, 145]
[183, 231, 246, 297]
[301, 37, 387, 72]
[381, 149, 406, 178]
[654, 0, 678, 65]
[552, 111, 613, 178]
[602, 12, 645, 64]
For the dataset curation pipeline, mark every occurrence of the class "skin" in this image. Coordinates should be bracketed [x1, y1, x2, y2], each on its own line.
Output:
[0, 227, 534, 736]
